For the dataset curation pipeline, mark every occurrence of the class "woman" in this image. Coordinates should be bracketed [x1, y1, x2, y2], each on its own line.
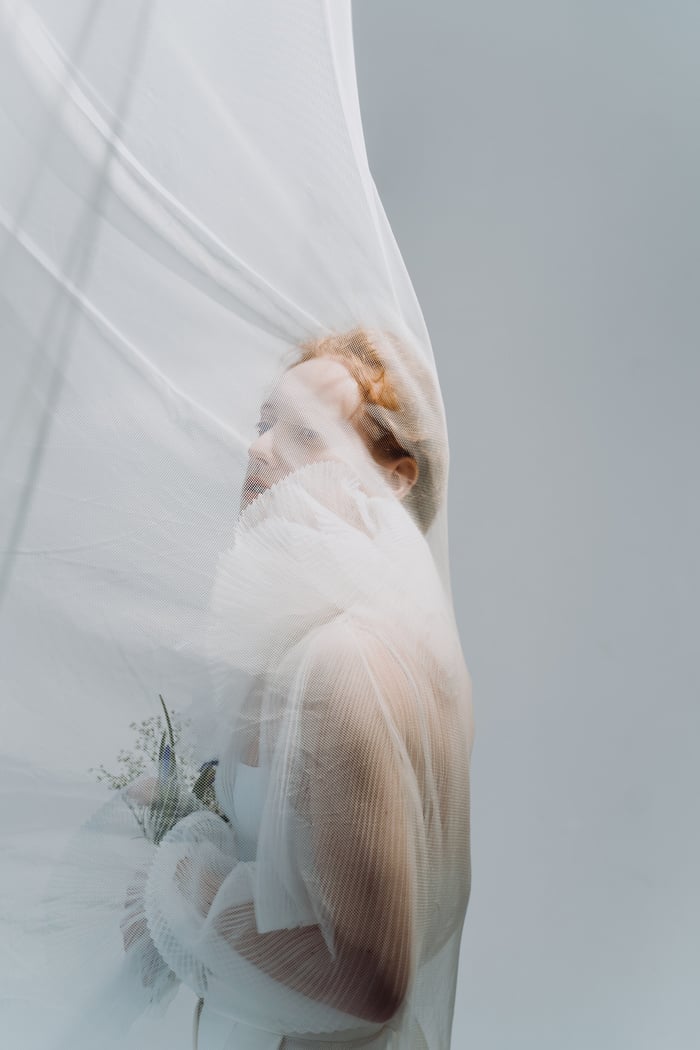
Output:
[0, 8, 473, 1046]
[122, 328, 474, 1049]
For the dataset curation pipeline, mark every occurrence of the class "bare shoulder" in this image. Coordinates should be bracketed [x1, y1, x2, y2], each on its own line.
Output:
[300, 616, 426, 745]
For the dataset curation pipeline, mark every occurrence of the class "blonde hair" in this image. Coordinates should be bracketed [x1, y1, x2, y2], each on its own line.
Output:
[289, 328, 447, 532]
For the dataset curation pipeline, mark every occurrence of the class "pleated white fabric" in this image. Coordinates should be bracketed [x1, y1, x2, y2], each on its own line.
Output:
[145, 462, 473, 1046]
[0, 3, 474, 1048]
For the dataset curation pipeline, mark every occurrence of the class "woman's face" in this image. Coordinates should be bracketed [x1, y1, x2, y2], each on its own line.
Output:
[241, 357, 372, 510]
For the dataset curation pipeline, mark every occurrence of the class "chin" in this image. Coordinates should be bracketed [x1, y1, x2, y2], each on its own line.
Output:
[239, 490, 257, 514]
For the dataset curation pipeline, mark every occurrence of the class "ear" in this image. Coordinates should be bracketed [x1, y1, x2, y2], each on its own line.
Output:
[389, 455, 419, 499]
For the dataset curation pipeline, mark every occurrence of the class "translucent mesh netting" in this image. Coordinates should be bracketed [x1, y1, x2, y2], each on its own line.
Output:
[0, 3, 473, 1048]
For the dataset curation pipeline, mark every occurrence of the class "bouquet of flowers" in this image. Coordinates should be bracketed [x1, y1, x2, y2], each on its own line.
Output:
[91, 695, 225, 845]
[83, 697, 228, 1008]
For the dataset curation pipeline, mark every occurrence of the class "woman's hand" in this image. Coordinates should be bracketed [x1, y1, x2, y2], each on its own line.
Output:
[120, 868, 148, 953]
[120, 867, 175, 992]
[123, 775, 158, 808]
[174, 855, 222, 917]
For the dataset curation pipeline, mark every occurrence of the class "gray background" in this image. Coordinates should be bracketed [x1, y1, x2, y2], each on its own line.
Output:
[354, 3, 699, 1049]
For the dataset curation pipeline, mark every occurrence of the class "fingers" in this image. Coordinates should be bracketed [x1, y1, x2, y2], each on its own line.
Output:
[123, 775, 158, 806]
[120, 914, 147, 952]
[174, 856, 191, 887]
[121, 867, 149, 951]
[119, 866, 175, 992]
[174, 854, 220, 916]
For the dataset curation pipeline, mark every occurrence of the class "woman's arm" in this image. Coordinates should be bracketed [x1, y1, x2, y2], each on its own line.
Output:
[214, 626, 417, 1022]
[145, 622, 421, 1026]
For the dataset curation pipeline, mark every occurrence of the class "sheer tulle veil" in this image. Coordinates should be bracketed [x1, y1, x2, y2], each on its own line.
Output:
[0, 3, 473, 1048]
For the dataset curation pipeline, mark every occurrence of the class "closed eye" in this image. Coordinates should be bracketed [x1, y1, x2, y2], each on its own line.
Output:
[295, 425, 323, 442]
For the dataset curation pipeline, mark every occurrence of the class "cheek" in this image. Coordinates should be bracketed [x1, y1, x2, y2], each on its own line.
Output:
[294, 441, 333, 467]
[272, 432, 326, 469]
[321, 431, 377, 472]
[271, 422, 376, 472]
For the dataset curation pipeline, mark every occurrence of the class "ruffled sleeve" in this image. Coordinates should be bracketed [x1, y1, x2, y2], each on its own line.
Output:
[143, 809, 238, 995]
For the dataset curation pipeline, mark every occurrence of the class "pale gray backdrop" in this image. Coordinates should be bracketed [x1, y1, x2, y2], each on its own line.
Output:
[353, 4, 699, 1049]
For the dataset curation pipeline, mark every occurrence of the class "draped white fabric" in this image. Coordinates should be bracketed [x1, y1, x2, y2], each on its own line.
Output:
[0, 3, 474, 1048]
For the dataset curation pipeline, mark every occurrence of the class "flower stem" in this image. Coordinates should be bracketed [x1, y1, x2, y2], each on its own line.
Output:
[159, 694, 175, 749]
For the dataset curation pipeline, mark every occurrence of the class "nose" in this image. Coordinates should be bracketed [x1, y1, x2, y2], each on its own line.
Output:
[248, 427, 274, 465]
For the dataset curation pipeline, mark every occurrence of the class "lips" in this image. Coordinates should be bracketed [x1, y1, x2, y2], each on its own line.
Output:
[242, 476, 270, 502]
